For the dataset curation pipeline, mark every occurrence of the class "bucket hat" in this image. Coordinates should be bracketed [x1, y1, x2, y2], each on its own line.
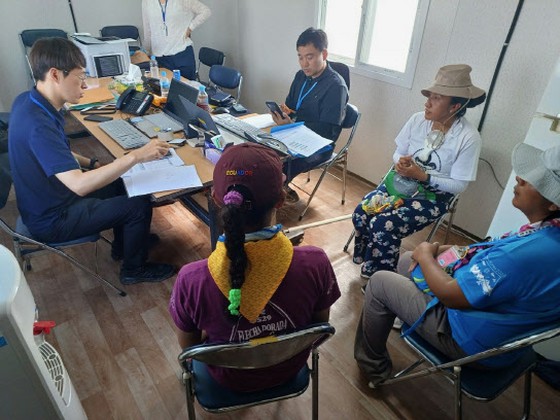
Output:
[421, 64, 486, 107]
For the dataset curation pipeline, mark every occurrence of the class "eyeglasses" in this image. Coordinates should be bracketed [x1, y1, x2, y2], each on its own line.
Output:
[62, 70, 88, 82]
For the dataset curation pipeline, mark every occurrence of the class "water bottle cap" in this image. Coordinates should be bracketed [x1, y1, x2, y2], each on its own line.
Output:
[161, 71, 167, 76]
[198, 85, 206, 92]
[151, 55, 156, 60]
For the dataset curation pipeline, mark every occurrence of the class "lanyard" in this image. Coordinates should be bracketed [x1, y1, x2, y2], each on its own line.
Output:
[158, 0, 169, 36]
[295, 79, 317, 111]
[29, 93, 66, 140]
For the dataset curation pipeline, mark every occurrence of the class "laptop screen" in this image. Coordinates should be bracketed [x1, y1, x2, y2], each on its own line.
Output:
[175, 94, 220, 134]
[164, 78, 200, 123]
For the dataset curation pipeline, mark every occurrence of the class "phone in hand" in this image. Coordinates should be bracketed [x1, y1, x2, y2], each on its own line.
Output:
[265, 101, 283, 115]
[84, 114, 113, 122]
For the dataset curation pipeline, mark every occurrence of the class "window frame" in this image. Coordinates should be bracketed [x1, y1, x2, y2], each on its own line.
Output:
[318, 0, 430, 89]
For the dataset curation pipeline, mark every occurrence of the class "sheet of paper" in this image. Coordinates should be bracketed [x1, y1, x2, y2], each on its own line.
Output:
[122, 149, 184, 176]
[270, 124, 333, 157]
[242, 114, 275, 129]
[122, 165, 203, 197]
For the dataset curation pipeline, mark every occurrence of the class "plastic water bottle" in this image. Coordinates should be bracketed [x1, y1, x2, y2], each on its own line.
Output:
[149, 55, 159, 79]
[197, 85, 210, 111]
[160, 71, 170, 98]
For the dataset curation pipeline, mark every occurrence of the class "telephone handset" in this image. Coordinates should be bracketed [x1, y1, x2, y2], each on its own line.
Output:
[115, 87, 153, 116]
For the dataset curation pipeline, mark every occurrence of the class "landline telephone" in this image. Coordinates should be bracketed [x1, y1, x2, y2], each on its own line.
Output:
[116, 87, 153, 116]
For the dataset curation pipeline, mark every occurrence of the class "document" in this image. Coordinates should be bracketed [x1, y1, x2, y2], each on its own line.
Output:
[121, 150, 203, 197]
[242, 114, 275, 129]
[270, 123, 333, 157]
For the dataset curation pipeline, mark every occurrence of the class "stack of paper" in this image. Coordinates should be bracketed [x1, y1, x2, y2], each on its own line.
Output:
[270, 122, 333, 157]
[121, 149, 203, 197]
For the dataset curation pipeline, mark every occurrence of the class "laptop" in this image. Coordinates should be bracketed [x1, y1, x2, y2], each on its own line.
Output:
[134, 78, 200, 136]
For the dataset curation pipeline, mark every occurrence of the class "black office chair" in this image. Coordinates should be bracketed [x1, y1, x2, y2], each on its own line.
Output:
[100, 25, 142, 53]
[20, 29, 68, 84]
[0, 153, 126, 297]
[179, 323, 335, 420]
[381, 323, 560, 420]
[196, 47, 225, 84]
[208, 64, 243, 103]
[329, 60, 350, 89]
[296, 104, 361, 220]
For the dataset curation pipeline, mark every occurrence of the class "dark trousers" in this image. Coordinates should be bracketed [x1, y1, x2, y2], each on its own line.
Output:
[35, 180, 153, 271]
[283, 145, 333, 183]
[157, 45, 196, 80]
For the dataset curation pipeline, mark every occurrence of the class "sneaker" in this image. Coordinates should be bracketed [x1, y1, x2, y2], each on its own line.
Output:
[120, 262, 175, 285]
[392, 318, 404, 330]
[111, 233, 161, 261]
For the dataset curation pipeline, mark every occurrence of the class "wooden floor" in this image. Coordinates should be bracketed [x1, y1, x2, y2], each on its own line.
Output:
[1, 133, 558, 419]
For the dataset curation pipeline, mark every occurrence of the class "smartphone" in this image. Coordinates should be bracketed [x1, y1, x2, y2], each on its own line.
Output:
[265, 101, 283, 115]
[84, 114, 113, 122]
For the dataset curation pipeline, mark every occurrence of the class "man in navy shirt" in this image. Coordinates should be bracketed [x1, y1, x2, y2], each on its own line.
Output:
[8, 38, 174, 284]
[271, 27, 349, 201]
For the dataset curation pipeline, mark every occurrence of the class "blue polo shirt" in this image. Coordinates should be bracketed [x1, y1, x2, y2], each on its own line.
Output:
[285, 64, 348, 141]
[8, 88, 80, 236]
[448, 226, 560, 366]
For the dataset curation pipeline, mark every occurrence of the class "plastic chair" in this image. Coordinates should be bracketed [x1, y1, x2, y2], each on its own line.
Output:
[100, 25, 142, 52]
[196, 47, 225, 84]
[329, 60, 350, 89]
[178, 323, 335, 420]
[297, 103, 361, 220]
[343, 189, 460, 252]
[380, 323, 560, 420]
[20, 29, 68, 83]
[208, 64, 243, 103]
[0, 155, 126, 296]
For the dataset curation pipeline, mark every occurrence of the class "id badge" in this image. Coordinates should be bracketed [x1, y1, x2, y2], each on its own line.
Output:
[437, 246, 468, 269]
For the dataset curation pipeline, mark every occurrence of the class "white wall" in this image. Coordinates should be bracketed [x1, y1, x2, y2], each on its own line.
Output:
[2, 0, 560, 238]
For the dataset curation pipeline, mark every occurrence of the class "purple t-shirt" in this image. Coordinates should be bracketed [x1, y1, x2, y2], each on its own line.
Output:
[169, 245, 340, 392]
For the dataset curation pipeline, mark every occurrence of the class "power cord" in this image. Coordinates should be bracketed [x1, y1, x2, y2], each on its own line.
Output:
[479, 157, 505, 190]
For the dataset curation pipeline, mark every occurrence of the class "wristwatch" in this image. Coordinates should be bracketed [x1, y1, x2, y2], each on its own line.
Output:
[88, 157, 99, 170]
[420, 173, 431, 186]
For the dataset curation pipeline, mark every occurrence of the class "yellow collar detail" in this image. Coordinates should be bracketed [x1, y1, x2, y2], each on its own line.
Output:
[208, 232, 294, 323]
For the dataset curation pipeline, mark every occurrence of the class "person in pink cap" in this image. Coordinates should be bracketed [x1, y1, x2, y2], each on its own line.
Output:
[169, 142, 340, 392]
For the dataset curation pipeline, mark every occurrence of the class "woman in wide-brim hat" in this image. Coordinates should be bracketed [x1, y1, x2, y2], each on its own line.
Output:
[352, 64, 486, 279]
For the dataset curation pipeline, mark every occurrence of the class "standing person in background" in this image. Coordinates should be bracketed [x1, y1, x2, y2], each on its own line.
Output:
[142, 0, 211, 80]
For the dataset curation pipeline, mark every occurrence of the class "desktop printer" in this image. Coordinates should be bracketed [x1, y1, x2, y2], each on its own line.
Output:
[70, 34, 131, 77]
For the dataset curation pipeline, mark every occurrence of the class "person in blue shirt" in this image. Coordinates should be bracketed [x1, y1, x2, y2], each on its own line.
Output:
[8, 37, 175, 285]
[270, 27, 349, 201]
[354, 142, 560, 388]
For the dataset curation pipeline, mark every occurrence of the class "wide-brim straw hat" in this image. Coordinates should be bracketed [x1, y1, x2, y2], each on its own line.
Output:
[421, 64, 486, 108]
[512, 143, 560, 206]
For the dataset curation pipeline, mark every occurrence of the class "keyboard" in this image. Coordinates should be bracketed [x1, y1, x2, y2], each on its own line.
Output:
[98, 119, 150, 149]
[213, 113, 266, 138]
[143, 112, 184, 132]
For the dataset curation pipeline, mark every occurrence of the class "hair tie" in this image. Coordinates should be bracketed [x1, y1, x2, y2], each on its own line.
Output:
[228, 288, 241, 315]
[223, 190, 244, 207]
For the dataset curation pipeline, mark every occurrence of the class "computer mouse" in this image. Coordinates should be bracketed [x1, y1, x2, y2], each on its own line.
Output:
[213, 107, 230, 114]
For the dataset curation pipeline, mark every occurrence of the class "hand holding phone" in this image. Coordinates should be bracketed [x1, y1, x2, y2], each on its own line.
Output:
[265, 101, 283, 115]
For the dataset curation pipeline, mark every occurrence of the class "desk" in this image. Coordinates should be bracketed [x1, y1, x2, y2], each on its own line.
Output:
[71, 75, 221, 245]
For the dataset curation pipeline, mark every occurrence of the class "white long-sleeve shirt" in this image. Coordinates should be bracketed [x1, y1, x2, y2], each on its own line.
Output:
[142, 0, 211, 56]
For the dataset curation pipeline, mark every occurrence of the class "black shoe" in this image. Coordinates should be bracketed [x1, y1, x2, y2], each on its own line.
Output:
[284, 186, 300, 203]
[111, 233, 161, 261]
[120, 263, 175, 285]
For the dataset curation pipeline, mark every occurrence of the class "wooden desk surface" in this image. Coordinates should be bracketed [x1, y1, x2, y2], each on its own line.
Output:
[71, 76, 215, 199]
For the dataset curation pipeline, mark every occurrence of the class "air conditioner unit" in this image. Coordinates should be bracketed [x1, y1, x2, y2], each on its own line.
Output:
[0, 244, 86, 419]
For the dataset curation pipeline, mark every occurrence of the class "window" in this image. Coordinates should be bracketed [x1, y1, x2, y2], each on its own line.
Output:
[319, 0, 430, 88]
